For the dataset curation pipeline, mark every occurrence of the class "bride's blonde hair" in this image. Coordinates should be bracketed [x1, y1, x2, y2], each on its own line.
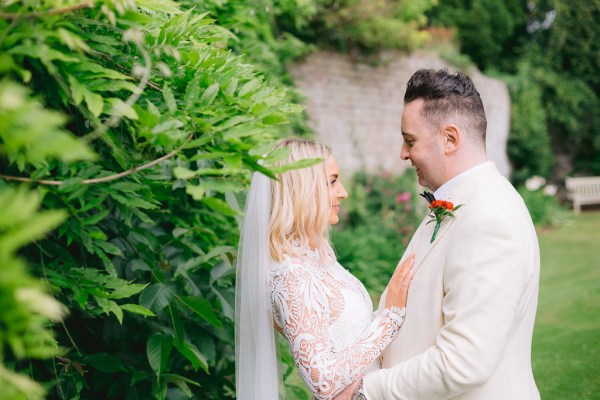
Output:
[269, 138, 335, 262]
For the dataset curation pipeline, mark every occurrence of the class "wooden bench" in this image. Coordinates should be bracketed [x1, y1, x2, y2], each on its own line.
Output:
[565, 176, 600, 213]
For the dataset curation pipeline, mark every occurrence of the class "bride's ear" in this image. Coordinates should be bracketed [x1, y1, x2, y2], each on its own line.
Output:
[443, 125, 460, 155]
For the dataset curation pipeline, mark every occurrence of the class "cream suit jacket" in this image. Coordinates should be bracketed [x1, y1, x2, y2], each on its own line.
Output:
[364, 162, 540, 400]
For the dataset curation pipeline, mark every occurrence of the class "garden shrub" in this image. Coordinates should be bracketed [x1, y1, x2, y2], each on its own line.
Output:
[518, 176, 568, 228]
[0, 0, 307, 398]
[332, 169, 422, 298]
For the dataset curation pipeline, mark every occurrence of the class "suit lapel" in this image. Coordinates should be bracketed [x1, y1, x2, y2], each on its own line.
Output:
[410, 162, 503, 274]
[411, 210, 458, 274]
[379, 163, 503, 309]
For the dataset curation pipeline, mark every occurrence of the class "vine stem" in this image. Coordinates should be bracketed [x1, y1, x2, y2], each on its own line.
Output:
[0, 134, 192, 186]
[0, 1, 93, 19]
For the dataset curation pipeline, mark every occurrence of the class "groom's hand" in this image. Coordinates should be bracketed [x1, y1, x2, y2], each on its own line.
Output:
[334, 379, 360, 400]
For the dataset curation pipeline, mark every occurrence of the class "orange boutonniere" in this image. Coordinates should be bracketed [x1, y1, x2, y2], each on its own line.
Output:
[421, 192, 464, 243]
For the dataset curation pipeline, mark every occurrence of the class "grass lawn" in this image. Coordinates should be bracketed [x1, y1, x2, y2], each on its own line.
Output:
[533, 211, 600, 399]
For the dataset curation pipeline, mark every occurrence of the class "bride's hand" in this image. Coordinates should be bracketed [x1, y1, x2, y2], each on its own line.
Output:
[385, 253, 415, 310]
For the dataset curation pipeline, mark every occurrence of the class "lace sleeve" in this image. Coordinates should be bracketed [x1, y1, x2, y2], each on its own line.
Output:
[270, 261, 405, 400]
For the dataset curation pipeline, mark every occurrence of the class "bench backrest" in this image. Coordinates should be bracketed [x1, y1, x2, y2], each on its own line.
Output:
[566, 177, 600, 198]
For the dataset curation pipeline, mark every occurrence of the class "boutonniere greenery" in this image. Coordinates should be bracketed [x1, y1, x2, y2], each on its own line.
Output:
[426, 199, 463, 243]
[421, 192, 464, 243]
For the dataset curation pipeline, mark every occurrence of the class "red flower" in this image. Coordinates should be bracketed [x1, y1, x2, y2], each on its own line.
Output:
[426, 199, 463, 243]
[429, 200, 454, 211]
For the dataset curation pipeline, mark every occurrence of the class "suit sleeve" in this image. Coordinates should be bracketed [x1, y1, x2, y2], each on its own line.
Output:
[363, 208, 535, 399]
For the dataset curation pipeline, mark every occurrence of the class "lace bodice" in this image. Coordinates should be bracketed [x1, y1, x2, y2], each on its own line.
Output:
[269, 247, 405, 399]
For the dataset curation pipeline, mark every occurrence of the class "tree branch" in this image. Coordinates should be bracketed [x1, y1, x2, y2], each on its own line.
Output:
[0, 135, 191, 186]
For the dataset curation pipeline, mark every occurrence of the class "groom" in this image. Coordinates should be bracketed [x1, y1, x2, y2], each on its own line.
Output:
[342, 69, 540, 399]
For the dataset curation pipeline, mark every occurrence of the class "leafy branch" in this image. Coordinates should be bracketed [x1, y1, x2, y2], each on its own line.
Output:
[0, 135, 191, 186]
[0, 1, 93, 20]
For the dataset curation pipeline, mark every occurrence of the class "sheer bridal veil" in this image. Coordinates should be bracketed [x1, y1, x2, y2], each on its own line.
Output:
[235, 172, 283, 399]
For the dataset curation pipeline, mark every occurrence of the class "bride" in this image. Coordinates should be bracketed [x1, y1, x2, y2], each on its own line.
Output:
[235, 138, 415, 399]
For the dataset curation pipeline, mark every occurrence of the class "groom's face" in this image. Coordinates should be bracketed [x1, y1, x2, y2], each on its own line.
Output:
[400, 99, 446, 191]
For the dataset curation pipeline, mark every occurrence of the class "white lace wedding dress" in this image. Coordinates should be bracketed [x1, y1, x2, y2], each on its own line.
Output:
[269, 246, 406, 399]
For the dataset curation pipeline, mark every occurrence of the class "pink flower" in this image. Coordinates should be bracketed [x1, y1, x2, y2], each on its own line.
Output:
[395, 192, 411, 204]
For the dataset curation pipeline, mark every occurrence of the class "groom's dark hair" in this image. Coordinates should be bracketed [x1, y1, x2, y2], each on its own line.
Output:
[404, 68, 487, 145]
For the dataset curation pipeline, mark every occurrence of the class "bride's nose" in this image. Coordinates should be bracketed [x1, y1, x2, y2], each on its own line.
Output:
[338, 182, 348, 199]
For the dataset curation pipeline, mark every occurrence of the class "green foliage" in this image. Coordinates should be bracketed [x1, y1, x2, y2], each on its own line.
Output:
[0, 186, 68, 400]
[0, 0, 306, 398]
[502, 63, 554, 185]
[527, 0, 600, 176]
[515, 175, 567, 227]
[332, 170, 422, 297]
[530, 0, 600, 93]
[277, 0, 435, 53]
[428, 0, 529, 71]
[429, 0, 600, 179]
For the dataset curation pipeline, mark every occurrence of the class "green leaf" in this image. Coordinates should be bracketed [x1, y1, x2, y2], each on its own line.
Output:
[200, 179, 245, 193]
[82, 209, 111, 226]
[109, 283, 148, 299]
[88, 79, 141, 93]
[95, 297, 123, 323]
[137, 0, 182, 14]
[120, 303, 156, 317]
[147, 334, 172, 378]
[262, 113, 287, 125]
[223, 124, 263, 140]
[152, 119, 184, 134]
[177, 340, 209, 373]
[173, 166, 196, 180]
[162, 373, 201, 388]
[185, 184, 205, 200]
[106, 98, 139, 120]
[0, 210, 66, 254]
[270, 157, 324, 173]
[184, 73, 201, 110]
[139, 283, 174, 313]
[178, 296, 221, 328]
[163, 83, 177, 114]
[86, 353, 125, 373]
[262, 147, 291, 164]
[70, 62, 131, 80]
[67, 75, 85, 105]
[83, 89, 104, 117]
[238, 79, 260, 97]
[168, 304, 184, 350]
[95, 241, 123, 257]
[130, 259, 151, 272]
[201, 197, 240, 216]
[199, 83, 219, 106]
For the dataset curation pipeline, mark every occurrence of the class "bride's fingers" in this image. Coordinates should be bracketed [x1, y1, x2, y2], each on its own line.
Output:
[392, 254, 415, 283]
[401, 267, 414, 290]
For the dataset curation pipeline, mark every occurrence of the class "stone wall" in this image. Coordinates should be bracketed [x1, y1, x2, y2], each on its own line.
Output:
[288, 50, 511, 179]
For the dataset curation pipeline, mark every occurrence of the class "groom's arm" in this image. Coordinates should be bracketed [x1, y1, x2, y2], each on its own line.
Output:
[363, 208, 536, 399]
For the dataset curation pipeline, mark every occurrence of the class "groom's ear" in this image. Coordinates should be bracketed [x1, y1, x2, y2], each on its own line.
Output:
[442, 124, 460, 154]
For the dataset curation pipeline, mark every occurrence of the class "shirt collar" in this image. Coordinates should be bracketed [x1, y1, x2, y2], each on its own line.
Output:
[433, 161, 492, 201]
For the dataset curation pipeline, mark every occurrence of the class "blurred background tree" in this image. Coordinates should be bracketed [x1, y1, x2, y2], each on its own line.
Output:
[428, 0, 600, 186]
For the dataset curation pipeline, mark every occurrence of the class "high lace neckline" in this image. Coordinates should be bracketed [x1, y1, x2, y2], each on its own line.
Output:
[291, 239, 320, 260]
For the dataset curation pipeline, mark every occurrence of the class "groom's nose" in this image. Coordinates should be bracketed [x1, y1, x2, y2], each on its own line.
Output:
[400, 143, 410, 161]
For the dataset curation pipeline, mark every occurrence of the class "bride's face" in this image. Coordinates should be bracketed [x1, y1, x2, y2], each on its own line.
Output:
[327, 156, 348, 225]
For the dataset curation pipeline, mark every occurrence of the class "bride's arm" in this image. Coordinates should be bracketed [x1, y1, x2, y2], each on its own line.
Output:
[271, 261, 406, 400]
